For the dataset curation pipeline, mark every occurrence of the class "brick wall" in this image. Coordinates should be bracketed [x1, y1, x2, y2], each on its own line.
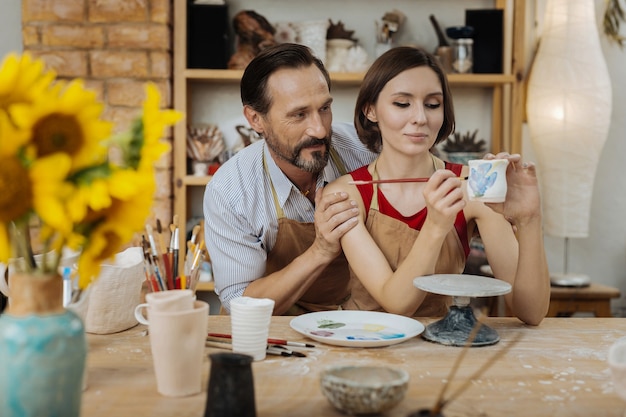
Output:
[21, 0, 174, 240]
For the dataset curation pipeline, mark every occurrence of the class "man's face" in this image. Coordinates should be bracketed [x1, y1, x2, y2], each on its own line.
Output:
[258, 65, 333, 173]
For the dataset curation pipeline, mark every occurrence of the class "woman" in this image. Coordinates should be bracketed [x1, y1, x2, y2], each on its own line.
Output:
[323, 46, 550, 325]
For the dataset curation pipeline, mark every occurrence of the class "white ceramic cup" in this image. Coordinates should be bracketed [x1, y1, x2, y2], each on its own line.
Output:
[467, 159, 509, 203]
[230, 296, 275, 361]
[148, 300, 209, 397]
[134, 289, 195, 325]
[608, 337, 626, 401]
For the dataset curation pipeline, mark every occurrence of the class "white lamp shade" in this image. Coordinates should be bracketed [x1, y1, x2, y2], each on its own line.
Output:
[526, 0, 612, 238]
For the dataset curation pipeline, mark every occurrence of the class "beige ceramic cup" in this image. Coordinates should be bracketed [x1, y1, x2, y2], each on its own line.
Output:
[467, 159, 509, 203]
[230, 296, 275, 361]
[608, 337, 626, 401]
[148, 300, 209, 397]
[134, 289, 195, 325]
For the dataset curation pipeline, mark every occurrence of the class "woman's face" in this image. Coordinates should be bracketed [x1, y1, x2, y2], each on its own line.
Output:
[366, 66, 444, 156]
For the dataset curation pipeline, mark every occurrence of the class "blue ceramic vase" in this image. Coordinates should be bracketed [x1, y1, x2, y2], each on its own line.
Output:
[0, 273, 87, 417]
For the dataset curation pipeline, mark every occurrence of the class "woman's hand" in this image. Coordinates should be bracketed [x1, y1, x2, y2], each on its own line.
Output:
[423, 169, 466, 233]
[483, 152, 542, 227]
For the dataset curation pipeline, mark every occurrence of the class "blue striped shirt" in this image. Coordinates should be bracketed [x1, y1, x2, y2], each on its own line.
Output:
[203, 122, 376, 312]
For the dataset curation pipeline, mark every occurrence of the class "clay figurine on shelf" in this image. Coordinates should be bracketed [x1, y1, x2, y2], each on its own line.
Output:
[326, 19, 369, 73]
[327, 19, 357, 42]
[228, 10, 277, 70]
[186, 124, 225, 176]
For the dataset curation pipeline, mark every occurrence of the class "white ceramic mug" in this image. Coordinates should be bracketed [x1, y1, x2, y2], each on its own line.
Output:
[134, 289, 195, 325]
[608, 337, 626, 401]
[230, 296, 275, 361]
[467, 159, 509, 203]
[0, 249, 80, 298]
[148, 300, 209, 397]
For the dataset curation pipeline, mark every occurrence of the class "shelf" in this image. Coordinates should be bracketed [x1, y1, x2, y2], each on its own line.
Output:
[195, 281, 215, 292]
[185, 69, 516, 87]
[174, 0, 527, 282]
[181, 175, 213, 187]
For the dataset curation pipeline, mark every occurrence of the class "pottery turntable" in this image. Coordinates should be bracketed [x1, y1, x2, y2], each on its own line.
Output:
[413, 274, 511, 347]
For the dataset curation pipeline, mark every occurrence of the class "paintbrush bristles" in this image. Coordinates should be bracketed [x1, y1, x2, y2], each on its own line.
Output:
[154, 219, 168, 255]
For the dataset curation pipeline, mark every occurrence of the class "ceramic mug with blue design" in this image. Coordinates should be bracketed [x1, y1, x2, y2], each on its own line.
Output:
[467, 159, 509, 203]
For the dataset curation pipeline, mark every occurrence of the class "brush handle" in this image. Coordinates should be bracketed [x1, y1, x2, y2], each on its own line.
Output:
[429, 14, 449, 47]
[349, 177, 429, 185]
[349, 176, 467, 186]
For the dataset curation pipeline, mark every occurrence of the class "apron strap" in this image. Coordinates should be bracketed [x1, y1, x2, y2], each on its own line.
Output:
[264, 145, 346, 220]
[263, 151, 285, 220]
[370, 153, 442, 211]
[329, 146, 348, 176]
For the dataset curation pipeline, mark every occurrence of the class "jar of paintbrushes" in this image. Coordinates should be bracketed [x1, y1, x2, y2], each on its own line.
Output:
[141, 216, 207, 294]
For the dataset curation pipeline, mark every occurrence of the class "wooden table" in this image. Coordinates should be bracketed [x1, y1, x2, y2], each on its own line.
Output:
[83, 316, 626, 417]
[548, 283, 621, 317]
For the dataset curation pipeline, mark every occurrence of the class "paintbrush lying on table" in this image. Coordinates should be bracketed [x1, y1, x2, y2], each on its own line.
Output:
[205, 338, 306, 357]
[207, 332, 315, 348]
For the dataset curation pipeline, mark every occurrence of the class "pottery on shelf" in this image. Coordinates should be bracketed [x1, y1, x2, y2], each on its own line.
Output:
[325, 38, 355, 72]
[293, 20, 329, 63]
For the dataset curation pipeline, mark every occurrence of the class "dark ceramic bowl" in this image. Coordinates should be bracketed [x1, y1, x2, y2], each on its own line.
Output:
[446, 26, 474, 39]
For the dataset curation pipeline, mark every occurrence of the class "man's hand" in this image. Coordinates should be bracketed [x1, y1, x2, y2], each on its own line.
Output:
[312, 190, 359, 260]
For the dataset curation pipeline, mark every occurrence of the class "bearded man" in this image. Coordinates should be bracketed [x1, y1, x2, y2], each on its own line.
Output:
[203, 43, 375, 314]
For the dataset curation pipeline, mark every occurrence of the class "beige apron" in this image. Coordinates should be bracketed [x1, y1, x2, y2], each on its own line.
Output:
[265, 148, 351, 315]
[341, 156, 466, 317]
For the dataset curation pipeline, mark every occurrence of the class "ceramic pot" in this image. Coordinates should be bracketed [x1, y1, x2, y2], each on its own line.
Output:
[205, 352, 256, 417]
[445, 151, 484, 165]
[0, 272, 87, 417]
[326, 38, 354, 72]
[293, 20, 329, 63]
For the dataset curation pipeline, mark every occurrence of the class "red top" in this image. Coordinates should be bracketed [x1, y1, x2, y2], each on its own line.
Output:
[350, 163, 470, 257]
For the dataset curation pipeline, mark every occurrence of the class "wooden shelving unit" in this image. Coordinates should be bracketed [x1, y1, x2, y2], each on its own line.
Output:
[172, 0, 527, 280]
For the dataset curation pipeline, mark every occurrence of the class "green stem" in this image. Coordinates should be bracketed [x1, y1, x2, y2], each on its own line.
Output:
[10, 220, 36, 272]
[604, 0, 626, 48]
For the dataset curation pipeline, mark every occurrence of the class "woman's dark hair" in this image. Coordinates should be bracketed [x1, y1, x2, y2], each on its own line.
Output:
[354, 46, 455, 153]
[240, 43, 331, 115]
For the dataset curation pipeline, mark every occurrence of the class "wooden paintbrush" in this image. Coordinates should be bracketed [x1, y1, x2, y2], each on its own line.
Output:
[428, 314, 523, 416]
[348, 176, 467, 186]
[145, 224, 166, 291]
[155, 220, 174, 290]
[170, 215, 179, 281]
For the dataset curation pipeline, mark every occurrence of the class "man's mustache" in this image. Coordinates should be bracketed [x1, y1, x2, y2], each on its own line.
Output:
[296, 137, 329, 152]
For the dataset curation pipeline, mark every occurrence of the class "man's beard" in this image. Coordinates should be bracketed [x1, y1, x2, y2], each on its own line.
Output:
[264, 129, 331, 173]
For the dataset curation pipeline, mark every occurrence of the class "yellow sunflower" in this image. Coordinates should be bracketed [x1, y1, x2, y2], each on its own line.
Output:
[77, 218, 126, 287]
[0, 52, 56, 111]
[0, 154, 33, 262]
[73, 167, 155, 287]
[30, 153, 73, 237]
[1, 53, 184, 285]
[0, 108, 31, 157]
[11, 79, 112, 172]
[139, 83, 182, 170]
